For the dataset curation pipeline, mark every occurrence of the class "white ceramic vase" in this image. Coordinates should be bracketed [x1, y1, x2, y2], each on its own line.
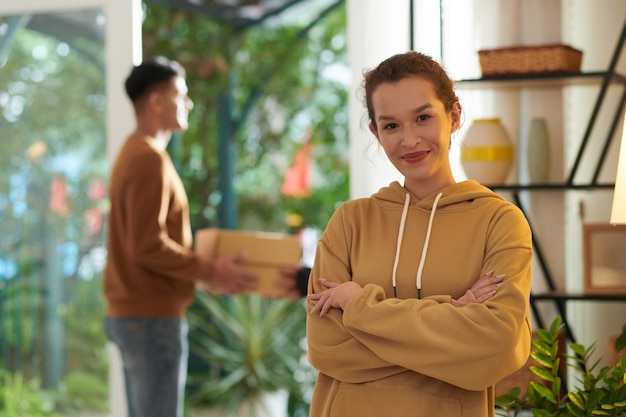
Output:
[460, 118, 514, 185]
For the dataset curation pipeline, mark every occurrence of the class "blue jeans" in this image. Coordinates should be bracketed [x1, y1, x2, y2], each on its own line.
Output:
[105, 317, 189, 417]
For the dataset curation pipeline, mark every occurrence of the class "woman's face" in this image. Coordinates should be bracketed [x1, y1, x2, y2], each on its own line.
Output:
[369, 76, 460, 198]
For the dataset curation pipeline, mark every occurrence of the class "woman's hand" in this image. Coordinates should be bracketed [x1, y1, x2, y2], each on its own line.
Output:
[451, 270, 505, 307]
[309, 279, 362, 317]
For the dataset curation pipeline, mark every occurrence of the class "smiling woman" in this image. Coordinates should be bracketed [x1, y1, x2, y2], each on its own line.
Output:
[306, 51, 533, 417]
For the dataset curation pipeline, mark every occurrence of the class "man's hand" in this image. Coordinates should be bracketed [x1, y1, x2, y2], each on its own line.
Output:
[202, 253, 258, 295]
[275, 267, 304, 300]
[451, 271, 504, 307]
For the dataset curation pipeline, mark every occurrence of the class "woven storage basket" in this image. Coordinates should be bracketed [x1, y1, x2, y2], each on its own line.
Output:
[478, 44, 583, 77]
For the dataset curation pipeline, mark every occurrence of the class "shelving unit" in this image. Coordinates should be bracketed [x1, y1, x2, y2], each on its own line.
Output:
[451, 16, 626, 345]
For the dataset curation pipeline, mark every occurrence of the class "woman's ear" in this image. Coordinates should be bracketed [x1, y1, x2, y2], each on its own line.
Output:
[451, 102, 462, 132]
[369, 123, 380, 141]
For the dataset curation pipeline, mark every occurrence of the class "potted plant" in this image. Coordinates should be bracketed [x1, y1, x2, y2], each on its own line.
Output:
[495, 316, 626, 417]
[186, 293, 315, 417]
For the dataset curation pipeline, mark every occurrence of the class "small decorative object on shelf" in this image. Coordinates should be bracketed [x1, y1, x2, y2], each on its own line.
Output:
[478, 44, 583, 77]
[460, 118, 514, 186]
[526, 117, 551, 183]
[583, 223, 626, 295]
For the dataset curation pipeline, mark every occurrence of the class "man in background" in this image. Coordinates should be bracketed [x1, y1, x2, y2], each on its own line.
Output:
[104, 56, 258, 417]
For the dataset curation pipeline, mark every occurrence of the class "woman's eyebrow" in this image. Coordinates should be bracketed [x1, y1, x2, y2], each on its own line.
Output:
[413, 103, 433, 113]
[377, 103, 433, 121]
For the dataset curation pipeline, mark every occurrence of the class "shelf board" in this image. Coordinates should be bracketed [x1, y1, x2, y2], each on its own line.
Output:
[532, 291, 626, 301]
[454, 71, 626, 89]
[486, 183, 615, 191]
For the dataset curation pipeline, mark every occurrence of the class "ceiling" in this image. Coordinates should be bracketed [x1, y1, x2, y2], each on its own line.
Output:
[146, 0, 314, 28]
[2, 0, 338, 42]
[0, 0, 341, 66]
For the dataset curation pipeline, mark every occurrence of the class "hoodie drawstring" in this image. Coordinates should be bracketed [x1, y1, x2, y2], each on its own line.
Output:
[391, 193, 411, 297]
[392, 192, 443, 299]
[416, 192, 442, 298]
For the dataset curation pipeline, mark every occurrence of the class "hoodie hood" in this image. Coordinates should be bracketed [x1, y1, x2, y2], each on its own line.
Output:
[372, 180, 504, 298]
[372, 180, 503, 209]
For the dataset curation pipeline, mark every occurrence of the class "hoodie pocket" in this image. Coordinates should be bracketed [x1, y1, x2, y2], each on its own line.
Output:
[329, 383, 462, 417]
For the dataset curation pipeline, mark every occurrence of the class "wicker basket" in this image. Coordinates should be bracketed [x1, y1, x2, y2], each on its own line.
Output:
[478, 44, 583, 77]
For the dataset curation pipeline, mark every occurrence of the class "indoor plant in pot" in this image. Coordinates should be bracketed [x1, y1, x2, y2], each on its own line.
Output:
[495, 316, 626, 417]
[186, 292, 314, 417]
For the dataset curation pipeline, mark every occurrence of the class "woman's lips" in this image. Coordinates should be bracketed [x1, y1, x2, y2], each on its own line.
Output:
[402, 151, 429, 163]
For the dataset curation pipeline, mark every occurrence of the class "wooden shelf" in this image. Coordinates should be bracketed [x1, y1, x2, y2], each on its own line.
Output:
[532, 291, 626, 301]
[454, 71, 626, 89]
[488, 183, 615, 191]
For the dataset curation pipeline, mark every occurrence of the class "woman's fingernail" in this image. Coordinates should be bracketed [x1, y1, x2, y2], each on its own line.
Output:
[486, 270, 494, 276]
[495, 274, 506, 279]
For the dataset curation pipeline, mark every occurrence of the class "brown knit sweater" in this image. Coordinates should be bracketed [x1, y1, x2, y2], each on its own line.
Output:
[104, 133, 214, 318]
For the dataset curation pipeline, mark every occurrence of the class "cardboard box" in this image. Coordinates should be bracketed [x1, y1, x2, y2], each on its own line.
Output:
[195, 228, 302, 298]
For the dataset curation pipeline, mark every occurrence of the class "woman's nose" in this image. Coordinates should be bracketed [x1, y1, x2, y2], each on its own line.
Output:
[402, 127, 421, 146]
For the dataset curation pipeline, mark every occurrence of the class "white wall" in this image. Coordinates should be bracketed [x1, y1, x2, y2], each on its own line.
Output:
[346, 0, 408, 199]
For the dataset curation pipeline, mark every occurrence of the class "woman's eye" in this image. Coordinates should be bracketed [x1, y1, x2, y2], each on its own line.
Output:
[383, 122, 399, 130]
[417, 114, 430, 122]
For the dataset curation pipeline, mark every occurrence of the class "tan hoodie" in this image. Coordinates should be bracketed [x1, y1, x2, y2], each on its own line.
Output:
[306, 180, 533, 417]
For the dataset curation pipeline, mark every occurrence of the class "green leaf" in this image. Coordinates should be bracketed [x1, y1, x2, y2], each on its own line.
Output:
[530, 408, 552, 417]
[536, 328, 553, 344]
[549, 317, 564, 334]
[568, 391, 585, 410]
[529, 382, 556, 404]
[532, 352, 554, 368]
[530, 365, 555, 382]
[570, 342, 586, 356]
[551, 377, 562, 400]
[532, 342, 553, 358]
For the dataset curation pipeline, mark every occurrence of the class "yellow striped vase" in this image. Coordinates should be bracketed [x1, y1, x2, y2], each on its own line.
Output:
[460, 118, 514, 185]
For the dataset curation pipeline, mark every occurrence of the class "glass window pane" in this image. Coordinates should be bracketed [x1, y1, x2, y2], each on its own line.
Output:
[0, 8, 108, 414]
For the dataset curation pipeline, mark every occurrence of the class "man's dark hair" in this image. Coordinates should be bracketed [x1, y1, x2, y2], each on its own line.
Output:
[124, 56, 186, 103]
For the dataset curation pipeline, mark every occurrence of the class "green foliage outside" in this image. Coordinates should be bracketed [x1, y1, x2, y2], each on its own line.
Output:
[0, 369, 64, 417]
[496, 317, 626, 417]
[141, 1, 350, 232]
[1, 10, 110, 417]
[2, 1, 348, 416]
